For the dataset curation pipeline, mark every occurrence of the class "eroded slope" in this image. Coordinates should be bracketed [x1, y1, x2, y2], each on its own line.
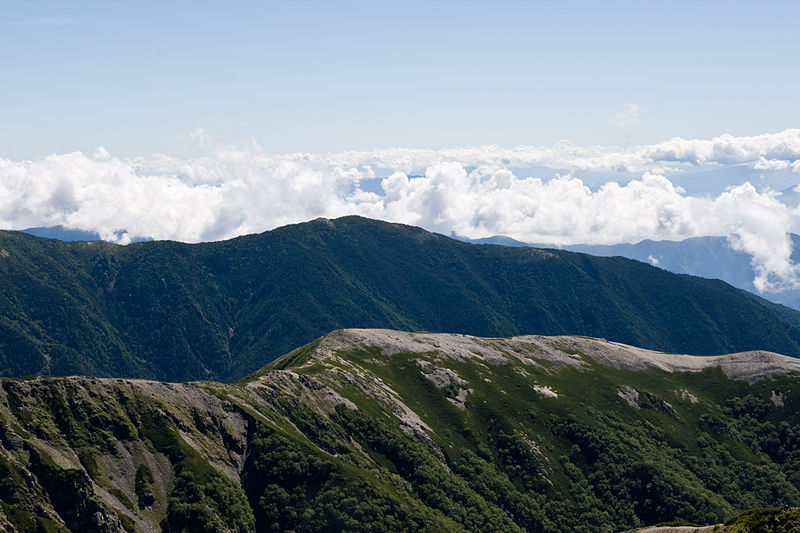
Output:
[1, 329, 800, 532]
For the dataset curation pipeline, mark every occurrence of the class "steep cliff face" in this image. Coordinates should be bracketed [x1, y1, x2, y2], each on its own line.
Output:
[1, 330, 800, 532]
[0, 377, 252, 532]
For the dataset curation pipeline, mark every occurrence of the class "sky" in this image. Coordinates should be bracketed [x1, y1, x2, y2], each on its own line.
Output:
[2, 1, 800, 157]
[2, 1, 800, 293]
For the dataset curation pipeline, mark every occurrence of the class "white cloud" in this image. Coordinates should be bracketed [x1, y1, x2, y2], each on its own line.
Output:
[753, 156, 790, 171]
[265, 128, 800, 175]
[614, 103, 645, 129]
[2, 129, 800, 291]
[93, 146, 110, 161]
[643, 130, 800, 167]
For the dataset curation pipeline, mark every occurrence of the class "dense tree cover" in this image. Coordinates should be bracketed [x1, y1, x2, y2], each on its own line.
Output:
[723, 507, 800, 532]
[238, 393, 800, 533]
[139, 413, 255, 532]
[134, 465, 155, 509]
[3, 216, 800, 382]
[243, 423, 459, 532]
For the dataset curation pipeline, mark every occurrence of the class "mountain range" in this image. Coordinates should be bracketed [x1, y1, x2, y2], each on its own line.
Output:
[457, 233, 800, 311]
[27, 222, 800, 312]
[3, 217, 800, 532]
[1, 329, 799, 532]
[4, 216, 800, 382]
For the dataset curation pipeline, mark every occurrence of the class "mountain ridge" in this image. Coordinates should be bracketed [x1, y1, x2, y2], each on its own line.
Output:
[3, 215, 800, 382]
[284, 328, 800, 384]
[2, 329, 800, 532]
[456, 233, 800, 310]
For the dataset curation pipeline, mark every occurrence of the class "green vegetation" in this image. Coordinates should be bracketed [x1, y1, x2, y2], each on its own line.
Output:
[300, 344, 800, 531]
[135, 465, 155, 509]
[243, 423, 459, 532]
[1, 330, 800, 531]
[139, 413, 255, 532]
[723, 507, 800, 532]
[3, 216, 800, 382]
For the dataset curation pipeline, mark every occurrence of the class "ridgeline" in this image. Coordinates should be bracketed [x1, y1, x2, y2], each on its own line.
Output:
[1, 330, 799, 532]
[2, 216, 800, 382]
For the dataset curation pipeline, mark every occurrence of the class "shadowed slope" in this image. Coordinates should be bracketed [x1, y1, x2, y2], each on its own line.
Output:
[3, 216, 800, 381]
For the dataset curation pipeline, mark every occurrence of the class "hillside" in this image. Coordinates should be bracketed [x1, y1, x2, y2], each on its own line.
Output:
[459, 233, 800, 311]
[1, 329, 800, 532]
[4, 216, 800, 382]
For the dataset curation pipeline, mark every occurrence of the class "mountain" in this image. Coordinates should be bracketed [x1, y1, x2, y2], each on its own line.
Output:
[4, 216, 800, 382]
[19, 226, 102, 242]
[19, 226, 151, 244]
[1, 329, 799, 532]
[456, 233, 800, 310]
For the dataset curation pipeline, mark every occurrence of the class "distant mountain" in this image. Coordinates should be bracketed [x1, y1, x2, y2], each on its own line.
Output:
[3, 216, 800, 382]
[2, 329, 800, 531]
[456, 234, 800, 310]
[21, 224, 800, 308]
[19, 225, 102, 241]
[19, 226, 151, 243]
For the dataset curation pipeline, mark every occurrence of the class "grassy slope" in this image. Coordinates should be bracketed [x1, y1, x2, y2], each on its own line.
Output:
[276, 334, 800, 531]
[1, 330, 800, 531]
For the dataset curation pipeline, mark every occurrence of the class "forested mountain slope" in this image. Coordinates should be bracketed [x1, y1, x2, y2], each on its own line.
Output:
[460, 233, 800, 311]
[3, 216, 800, 382]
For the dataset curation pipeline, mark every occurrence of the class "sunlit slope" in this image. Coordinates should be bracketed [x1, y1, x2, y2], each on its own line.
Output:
[1, 329, 800, 532]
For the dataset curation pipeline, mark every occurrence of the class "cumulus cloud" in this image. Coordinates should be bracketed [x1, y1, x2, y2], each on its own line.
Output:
[753, 157, 790, 171]
[2, 129, 800, 291]
[272, 128, 800, 175]
[93, 146, 110, 161]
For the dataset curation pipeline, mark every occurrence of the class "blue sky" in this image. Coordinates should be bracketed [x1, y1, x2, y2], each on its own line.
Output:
[3, 1, 800, 292]
[2, 1, 799, 158]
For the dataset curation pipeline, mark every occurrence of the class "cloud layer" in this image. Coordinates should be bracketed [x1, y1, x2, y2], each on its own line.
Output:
[2, 129, 800, 293]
